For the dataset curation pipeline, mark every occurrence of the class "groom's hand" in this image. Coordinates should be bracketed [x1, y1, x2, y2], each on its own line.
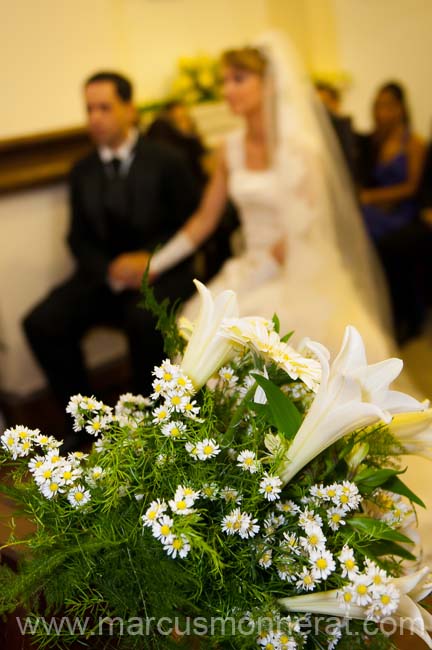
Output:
[271, 239, 286, 265]
[108, 251, 152, 289]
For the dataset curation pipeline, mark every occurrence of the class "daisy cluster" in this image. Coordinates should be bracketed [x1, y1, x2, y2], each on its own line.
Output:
[115, 393, 151, 428]
[220, 317, 321, 392]
[249, 482, 362, 593]
[339, 557, 400, 620]
[1, 425, 105, 508]
[142, 485, 200, 559]
[256, 615, 306, 650]
[151, 359, 200, 427]
[66, 394, 113, 436]
[1, 426, 60, 460]
[218, 365, 239, 390]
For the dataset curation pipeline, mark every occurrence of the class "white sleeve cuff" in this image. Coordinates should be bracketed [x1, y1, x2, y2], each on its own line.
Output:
[151, 231, 196, 276]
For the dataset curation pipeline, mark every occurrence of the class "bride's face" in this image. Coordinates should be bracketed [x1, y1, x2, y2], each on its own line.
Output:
[222, 66, 264, 115]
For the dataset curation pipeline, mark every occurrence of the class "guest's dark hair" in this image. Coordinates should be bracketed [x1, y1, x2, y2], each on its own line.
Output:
[315, 81, 341, 103]
[378, 81, 410, 126]
[85, 71, 133, 103]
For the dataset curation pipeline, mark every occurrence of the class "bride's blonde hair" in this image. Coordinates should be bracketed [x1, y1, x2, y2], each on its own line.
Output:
[220, 47, 268, 77]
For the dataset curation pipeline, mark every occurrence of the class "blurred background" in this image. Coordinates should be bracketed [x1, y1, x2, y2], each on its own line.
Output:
[1, 0, 431, 405]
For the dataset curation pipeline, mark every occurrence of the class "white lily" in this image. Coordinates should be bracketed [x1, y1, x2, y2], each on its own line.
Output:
[279, 566, 432, 648]
[180, 280, 239, 391]
[278, 326, 424, 485]
[388, 409, 432, 460]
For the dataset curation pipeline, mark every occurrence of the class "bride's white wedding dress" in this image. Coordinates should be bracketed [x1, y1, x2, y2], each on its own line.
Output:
[183, 129, 394, 362]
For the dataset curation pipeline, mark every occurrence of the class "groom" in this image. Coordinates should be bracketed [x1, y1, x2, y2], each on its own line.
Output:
[23, 71, 199, 434]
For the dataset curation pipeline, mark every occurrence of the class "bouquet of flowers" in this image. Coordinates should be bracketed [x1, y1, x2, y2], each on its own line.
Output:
[170, 54, 221, 105]
[1, 280, 432, 650]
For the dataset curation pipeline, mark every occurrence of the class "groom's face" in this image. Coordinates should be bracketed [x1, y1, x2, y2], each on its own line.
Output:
[222, 66, 264, 116]
[84, 81, 135, 149]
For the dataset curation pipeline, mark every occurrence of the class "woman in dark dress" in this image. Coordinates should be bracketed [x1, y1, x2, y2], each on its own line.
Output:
[359, 82, 426, 342]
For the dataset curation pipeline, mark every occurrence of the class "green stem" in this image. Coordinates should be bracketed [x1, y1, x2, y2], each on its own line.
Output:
[222, 384, 257, 446]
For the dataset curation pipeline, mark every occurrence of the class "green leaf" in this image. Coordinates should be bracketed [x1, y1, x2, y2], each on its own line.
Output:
[348, 517, 414, 545]
[252, 374, 301, 439]
[272, 313, 280, 334]
[365, 541, 417, 562]
[355, 468, 401, 488]
[280, 330, 294, 343]
[382, 476, 426, 508]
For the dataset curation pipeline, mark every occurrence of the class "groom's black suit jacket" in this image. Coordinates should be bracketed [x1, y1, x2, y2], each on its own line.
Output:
[67, 134, 200, 284]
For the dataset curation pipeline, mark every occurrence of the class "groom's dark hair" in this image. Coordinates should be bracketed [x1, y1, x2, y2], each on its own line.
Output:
[85, 71, 133, 103]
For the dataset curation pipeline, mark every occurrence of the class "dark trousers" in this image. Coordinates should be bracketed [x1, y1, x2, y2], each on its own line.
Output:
[376, 220, 432, 340]
[23, 264, 195, 407]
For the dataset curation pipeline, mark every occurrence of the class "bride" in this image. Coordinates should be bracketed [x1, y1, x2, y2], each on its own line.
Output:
[148, 32, 394, 360]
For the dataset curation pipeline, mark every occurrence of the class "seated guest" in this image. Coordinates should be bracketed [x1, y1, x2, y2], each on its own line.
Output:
[315, 81, 358, 182]
[23, 72, 199, 445]
[147, 101, 239, 282]
[360, 82, 425, 243]
[359, 82, 426, 342]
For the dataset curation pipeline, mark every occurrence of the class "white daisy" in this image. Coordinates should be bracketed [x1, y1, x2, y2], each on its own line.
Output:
[327, 507, 347, 531]
[142, 499, 167, 528]
[174, 485, 200, 502]
[296, 567, 320, 591]
[163, 534, 191, 559]
[309, 549, 336, 580]
[298, 508, 323, 529]
[218, 366, 238, 388]
[276, 500, 299, 516]
[152, 515, 174, 542]
[368, 583, 400, 618]
[236, 450, 260, 474]
[334, 481, 361, 511]
[281, 532, 301, 556]
[351, 575, 373, 606]
[87, 465, 105, 485]
[168, 496, 195, 516]
[66, 394, 84, 416]
[152, 404, 171, 424]
[183, 399, 201, 419]
[338, 546, 359, 580]
[67, 485, 91, 508]
[28, 456, 45, 474]
[56, 462, 82, 486]
[196, 438, 221, 461]
[258, 548, 273, 568]
[259, 473, 282, 501]
[161, 421, 187, 439]
[300, 524, 327, 552]
[85, 415, 110, 436]
[185, 441, 199, 459]
[40, 480, 64, 499]
[364, 560, 389, 590]
[165, 392, 190, 413]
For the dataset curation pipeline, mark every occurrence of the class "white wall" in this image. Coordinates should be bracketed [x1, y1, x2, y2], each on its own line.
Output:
[0, 0, 268, 139]
[333, 0, 432, 136]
